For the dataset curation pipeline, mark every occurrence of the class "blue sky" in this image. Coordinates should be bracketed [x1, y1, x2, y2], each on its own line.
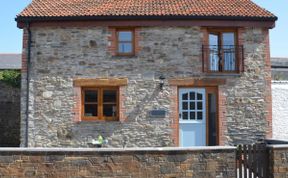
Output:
[0, 0, 287, 57]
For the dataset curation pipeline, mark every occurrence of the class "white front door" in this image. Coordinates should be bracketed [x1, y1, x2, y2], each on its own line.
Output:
[179, 88, 206, 147]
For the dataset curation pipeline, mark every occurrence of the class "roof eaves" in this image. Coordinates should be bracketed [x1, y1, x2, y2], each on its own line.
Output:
[15, 15, 278, 23]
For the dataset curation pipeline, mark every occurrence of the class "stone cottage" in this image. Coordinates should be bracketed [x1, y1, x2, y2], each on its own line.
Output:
[16, 0, 277, 147]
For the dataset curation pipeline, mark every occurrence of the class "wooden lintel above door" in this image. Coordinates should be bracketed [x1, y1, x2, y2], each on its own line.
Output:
[169, 78, 226, 87]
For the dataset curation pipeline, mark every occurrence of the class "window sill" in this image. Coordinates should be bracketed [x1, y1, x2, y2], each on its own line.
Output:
[77, 120, 120, 124]
[204, 73, 242, 78]
[112, 55, 137, 59]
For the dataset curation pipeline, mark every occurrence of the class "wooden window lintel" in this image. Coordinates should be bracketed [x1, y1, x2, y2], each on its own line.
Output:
[169, 78, 226, 86]
[74, 78, 128, 87]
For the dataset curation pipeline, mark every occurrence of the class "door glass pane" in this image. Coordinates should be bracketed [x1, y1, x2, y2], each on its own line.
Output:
[182, 93, 188, 100]
[197, 93, 202, 100]
[182, 112, 188, 120]
[197, 112, 203, 120]
[222, 32, 236, 71]
[209, 33, 219, 71]
[197, 102, 203, 110]
[84, 104, 97, 117]
[190, 112, 196, 120]
[190, 102, 195, 110]
[208, 93, 217, 146]
[209, 33, 218, 46]
[222, 33, 235, 46]
[189, 92, 195, 100]
[85, 90, 97, 103]
[103, 90, 117, 103]
[103, 104, 117, 117]
[182, 102, 188, 110]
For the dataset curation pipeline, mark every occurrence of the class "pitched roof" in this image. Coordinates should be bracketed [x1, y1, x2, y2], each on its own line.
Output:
[271, 58, 288, 68]
[0, 54, 21, 70]
[16, 0, 276, 21]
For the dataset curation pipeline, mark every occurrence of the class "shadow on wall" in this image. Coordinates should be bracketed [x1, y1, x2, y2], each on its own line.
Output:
[0, 79, 21, 147]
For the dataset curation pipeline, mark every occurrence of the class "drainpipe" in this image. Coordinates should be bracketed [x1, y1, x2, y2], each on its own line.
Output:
[24, 22, 32, 147]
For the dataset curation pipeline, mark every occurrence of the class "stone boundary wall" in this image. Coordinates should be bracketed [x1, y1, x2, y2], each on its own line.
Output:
[0, 147, 235, 178]
[268, 145, 288, 178]
[0, 81, 20, 147]
[272, 81, 288, 140]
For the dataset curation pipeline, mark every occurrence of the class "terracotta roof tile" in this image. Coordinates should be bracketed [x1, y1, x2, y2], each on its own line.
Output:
[17, 0, 276, 20]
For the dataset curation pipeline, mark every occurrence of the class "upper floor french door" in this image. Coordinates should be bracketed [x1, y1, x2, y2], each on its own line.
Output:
[209, 31, 237, 72]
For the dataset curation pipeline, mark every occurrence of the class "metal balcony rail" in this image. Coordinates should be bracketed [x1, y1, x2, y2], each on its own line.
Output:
[202, 45, 244, 73]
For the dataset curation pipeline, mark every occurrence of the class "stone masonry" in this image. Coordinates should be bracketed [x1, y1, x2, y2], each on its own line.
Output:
[0, 81, 20, 147]
[268, 145, 288, 178]
[21, 26, 272, 147]
[0, 147, 236, 178]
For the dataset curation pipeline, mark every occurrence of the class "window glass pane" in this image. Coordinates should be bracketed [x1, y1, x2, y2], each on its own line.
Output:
[182, 93, 188, 100]
[103, 90, 117, 103]
[84, 104, 97, 117]
[119, 31, 132, 41]
[190, 92, 195, 100]
[197, 102, 203, 110]
[222, 32, 235, 47]
[197, 93, 202, 100]
[103, 104, 117, 117]
[190, 102, 195, 110]
[190, 112, 196, 120]
[208, 93, 217, 146]
[197, 112, 203, 120]
[182, 102, 188, 110]
[182, 112, 188, 120]
[118, 43, 132, 53]
[85, 90, 97, 103]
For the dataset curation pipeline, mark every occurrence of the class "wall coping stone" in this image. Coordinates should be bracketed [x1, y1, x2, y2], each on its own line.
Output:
[272, 80, 288, 84]
[0, 146, 236, 155]
[267, 144, 288, 149]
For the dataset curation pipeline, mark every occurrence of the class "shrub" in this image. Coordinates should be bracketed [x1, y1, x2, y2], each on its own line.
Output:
[0, 70, 21, 88]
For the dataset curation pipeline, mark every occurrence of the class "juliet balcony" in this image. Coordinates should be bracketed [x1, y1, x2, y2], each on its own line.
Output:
[202, 45, 244, 74]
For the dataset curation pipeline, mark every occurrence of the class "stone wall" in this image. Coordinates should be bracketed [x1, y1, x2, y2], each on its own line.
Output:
[0, 81, 20, 147]
[222, 28, 272, 145]
[0, 147, 235, 178]
[268, 145, 288, 178]
[21, 26, 272, 147]
[272, 81, 288, 140]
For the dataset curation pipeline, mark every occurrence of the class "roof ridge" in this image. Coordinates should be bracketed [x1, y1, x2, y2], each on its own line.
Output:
[0, 53, 21, 55]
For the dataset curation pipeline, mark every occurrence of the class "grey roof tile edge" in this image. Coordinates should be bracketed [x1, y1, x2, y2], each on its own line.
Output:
[0, 54, 21, 69]
[272, 80, 288, 84]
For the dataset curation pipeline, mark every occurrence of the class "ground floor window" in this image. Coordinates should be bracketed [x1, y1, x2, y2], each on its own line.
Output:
[82, 87, 119, 121]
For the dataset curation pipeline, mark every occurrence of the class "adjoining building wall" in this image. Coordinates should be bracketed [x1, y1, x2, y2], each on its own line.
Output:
[20, 26, 272, 147]
[271, 58, 288, 80]
[268, 145, 288, 177]
[272, 81, 288, 140]
[0, 81, 20, 147]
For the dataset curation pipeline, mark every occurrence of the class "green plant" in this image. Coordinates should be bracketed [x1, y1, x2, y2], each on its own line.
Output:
[0, 70, 21, 88]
